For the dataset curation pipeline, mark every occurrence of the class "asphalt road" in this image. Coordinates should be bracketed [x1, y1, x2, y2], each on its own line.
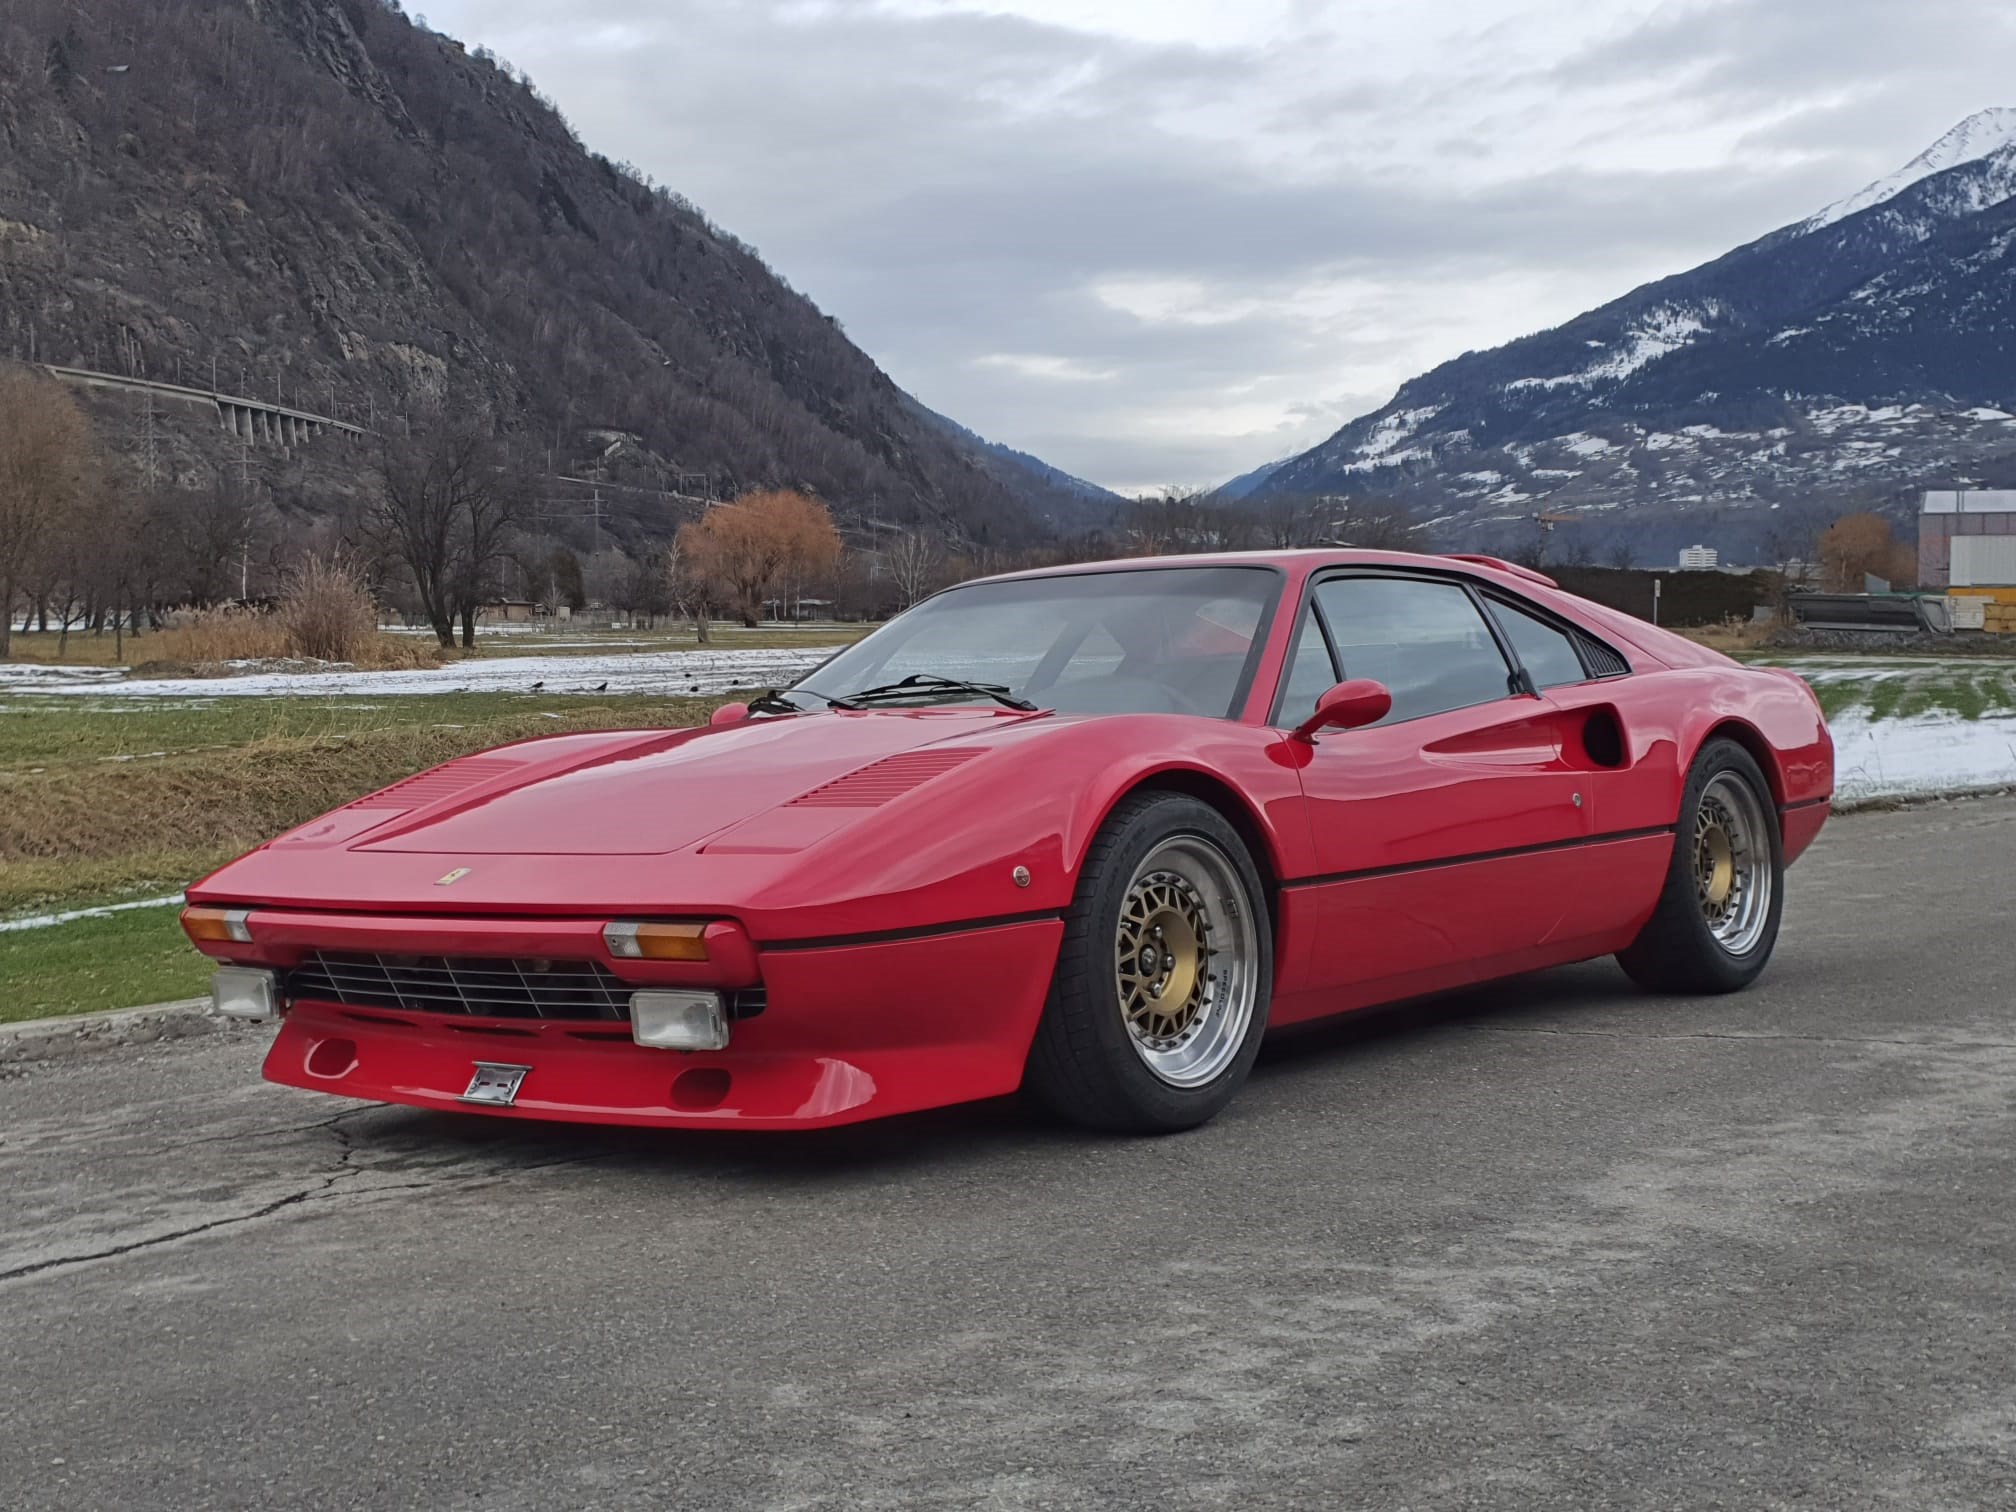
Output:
[5, 800, 2015, 1510]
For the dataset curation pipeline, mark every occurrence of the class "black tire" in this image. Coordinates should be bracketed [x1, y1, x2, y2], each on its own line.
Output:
[1617, 738, 1784, 995]
[1024, 791, 1273, 1133]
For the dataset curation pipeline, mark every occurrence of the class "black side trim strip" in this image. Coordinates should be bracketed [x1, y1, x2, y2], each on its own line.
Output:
[1284, 824, 1675, 891]
[1780, 796, 1829, 814]
[761, 909, 1065, 953]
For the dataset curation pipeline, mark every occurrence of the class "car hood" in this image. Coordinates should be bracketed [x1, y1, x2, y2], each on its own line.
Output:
[312, 707, 1047, 857]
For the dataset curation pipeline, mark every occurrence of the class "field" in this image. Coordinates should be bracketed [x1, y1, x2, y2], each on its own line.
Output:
[5, 628, 2013, 1023]
[0, 689, 735, 1023]
[5, 620, 860, 667]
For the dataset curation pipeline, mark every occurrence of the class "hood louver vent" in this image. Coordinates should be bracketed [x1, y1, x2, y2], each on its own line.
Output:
[347, 757, 524, 811]
[786, 749, 982, 809]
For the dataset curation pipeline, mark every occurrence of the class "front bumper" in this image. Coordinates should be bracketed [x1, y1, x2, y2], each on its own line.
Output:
[257, 918, 1064, 1129]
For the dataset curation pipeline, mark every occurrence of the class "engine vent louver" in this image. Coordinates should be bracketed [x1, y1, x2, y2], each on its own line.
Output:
[785, 748, 983, 809]
[346, 757, 524, 811]
[1579, 635, 1631, 678]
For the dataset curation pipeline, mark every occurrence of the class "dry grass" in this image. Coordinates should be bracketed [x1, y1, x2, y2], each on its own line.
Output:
[149, 606, 290, 663]
[1678, 616, 1781, 653]
[0, 697, 715, 868]
[142, 603, 442, 671]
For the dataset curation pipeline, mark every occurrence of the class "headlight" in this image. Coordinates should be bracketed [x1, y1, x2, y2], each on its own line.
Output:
[211, 966, 279, 1021]
[630, 990, 730, 1051]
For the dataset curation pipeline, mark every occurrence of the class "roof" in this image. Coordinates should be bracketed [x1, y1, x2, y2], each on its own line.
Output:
[971, 549, 1558, 592]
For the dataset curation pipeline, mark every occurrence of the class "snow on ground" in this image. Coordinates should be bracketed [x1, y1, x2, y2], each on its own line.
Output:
[1, 894, 184, 933]
[1830, 711, 2016, 806]
[0, 647, 841, 699]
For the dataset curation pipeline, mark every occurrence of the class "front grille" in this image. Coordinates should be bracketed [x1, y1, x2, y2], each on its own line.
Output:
[285, 952, 768, 1023]
[287, 952, 630, 1021]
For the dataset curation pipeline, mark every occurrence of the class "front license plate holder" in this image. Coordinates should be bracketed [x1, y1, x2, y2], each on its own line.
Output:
[462, 1062, 531, 1107]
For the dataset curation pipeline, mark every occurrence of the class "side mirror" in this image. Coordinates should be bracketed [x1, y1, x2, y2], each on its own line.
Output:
[1292, 679, 1392, 742]
[709, 702, 750, 726]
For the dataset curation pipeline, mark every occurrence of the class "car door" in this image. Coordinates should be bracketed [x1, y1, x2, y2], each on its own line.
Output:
[1278, 572, 1596, 1005]
[1477, 587, 1679, 934]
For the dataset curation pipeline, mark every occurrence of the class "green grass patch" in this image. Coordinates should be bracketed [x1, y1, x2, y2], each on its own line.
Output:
[1864, 675, 1909, 722]
[0, 906, 210, 1024]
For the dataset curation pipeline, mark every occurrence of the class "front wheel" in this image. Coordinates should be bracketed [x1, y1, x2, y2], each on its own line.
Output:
[1025, 792, 1272, 1133]
[1617, 739, 1784, 994]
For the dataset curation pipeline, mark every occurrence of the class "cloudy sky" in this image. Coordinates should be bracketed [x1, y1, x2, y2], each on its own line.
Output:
[425, 0, 2015, 493]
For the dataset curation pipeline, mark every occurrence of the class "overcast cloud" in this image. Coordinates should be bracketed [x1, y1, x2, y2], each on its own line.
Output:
[422, 0, 2016, 492]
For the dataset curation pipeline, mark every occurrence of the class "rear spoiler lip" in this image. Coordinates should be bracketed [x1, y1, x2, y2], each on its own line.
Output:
[1441, 553, 1559, 589]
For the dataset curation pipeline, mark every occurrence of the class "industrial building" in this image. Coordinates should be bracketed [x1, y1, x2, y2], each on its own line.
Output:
[1920, 490, 2016, 587]
[1921, 490, 2016, 634]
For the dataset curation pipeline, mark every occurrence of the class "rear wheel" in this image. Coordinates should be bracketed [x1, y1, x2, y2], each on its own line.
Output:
[1025, 792, 1271, 1132]
[1617, 739, 1783, 994]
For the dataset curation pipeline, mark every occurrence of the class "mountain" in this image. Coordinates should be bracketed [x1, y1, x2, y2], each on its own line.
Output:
[1244, 110, 2016, 558]
[0, 0, 1107, 547]
[907, 401, 1124, 531]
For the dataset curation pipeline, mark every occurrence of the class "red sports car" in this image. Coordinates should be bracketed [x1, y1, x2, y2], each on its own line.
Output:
[184, 551, 1832, 1133]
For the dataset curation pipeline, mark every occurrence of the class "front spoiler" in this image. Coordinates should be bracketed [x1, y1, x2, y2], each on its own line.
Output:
[260, 918, 1064, 1130]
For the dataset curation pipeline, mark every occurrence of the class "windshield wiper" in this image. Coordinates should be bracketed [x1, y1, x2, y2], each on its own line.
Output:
[746, 689, 811, 716]
[833, 674, 1039, 712]
[746, 687, 853, 715]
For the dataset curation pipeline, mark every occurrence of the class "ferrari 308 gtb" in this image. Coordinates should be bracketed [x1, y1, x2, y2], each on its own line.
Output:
[184, 551, 1832, 1133]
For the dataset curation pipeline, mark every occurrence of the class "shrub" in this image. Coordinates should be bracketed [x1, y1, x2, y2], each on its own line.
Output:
[279, 556, 379, 664]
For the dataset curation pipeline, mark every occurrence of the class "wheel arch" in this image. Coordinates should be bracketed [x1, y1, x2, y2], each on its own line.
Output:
[1098, 766, 1284, 936]
[1692, 717, 1788, 809]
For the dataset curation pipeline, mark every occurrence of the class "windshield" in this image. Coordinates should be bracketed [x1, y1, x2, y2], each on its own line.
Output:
[794, 565, 1281, 717]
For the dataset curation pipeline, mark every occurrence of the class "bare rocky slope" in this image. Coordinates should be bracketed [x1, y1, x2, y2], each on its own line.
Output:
[0, 0, 1113, 544]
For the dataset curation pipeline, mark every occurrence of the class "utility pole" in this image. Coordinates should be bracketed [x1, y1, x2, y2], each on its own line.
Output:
[139, 390, 159, 487]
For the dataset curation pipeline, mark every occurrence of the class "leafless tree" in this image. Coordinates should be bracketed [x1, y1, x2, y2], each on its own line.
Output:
[663, 535, 712, 642]
[0, 367, 95, 655]
[1255, 495, 1317, 548]
[151, 469, 271, 606]
[1605, 537, 1639, 571]
[885, 529, 941, 609]
[372, 413, 522, 648]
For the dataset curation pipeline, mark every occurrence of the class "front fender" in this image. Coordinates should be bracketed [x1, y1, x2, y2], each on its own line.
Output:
[736, 716, 1310, 943]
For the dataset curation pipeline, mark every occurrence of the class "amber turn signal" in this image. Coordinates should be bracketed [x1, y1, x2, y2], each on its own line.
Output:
[182, 906, 253, 944]
[603, 920, 710, 962]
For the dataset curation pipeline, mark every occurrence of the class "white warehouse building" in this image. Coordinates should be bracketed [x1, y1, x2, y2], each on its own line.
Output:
[1920, 490, 2016, 588]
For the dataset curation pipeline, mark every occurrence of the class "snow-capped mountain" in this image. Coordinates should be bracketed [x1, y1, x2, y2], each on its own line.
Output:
[1798, 107, 2016, 233]
[1243, 110, 2016, 556]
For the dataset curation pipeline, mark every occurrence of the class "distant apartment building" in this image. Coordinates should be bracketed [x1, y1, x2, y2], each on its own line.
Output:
[1677, 544, 1719, 570]
[1919, 490, 2016, 588]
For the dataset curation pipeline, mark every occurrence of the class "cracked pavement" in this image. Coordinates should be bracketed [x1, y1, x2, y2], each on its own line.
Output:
[4, 799, 2016, 1508]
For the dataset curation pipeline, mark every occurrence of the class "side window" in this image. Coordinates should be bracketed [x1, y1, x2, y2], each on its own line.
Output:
[1312, 577, 1514, 724]
[1487, 596, 1589, 690]
[1275, 608, 1339, 727]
